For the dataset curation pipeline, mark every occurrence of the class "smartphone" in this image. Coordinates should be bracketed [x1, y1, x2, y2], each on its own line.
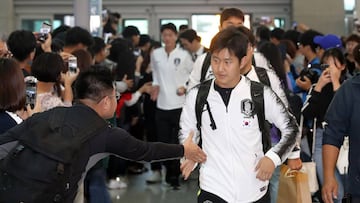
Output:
[38, 22, 51, 43]
[24, 76, 37, 108]
[104, 32, 112, 44]
[68, 56, 77, 73]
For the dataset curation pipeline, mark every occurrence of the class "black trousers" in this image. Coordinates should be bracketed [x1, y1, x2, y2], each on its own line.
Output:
[155, 108, 182, 183]
[198, 189, 270, 203]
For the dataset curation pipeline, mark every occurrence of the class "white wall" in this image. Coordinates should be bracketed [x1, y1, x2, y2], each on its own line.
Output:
[0, 0, 14, 36]
[293, 0, 345, 35]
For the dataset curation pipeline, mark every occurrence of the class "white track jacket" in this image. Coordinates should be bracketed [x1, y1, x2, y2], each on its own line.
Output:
[179, 76, 300, 202]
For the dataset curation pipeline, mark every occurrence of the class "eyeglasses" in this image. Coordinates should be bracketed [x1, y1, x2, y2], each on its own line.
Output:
[96, 91, 120, 104]
[108, 91, 121, 100]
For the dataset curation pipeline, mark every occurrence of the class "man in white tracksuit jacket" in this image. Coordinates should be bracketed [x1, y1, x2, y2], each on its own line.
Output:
[179, 28, 300, 203]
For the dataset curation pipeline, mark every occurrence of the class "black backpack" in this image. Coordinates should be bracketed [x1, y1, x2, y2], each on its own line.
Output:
[254, 66, 302, 122]
[195, 79, 271, 153]
[0, 105, 108, 203]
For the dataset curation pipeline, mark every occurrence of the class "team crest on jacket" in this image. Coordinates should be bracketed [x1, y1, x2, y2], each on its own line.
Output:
[174, 58, 181, 66]
[241, 99, 255, 117]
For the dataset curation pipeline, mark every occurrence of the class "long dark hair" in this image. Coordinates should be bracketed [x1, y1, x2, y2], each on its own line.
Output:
[321, 48, 347, 80]
[258, 42, 287, 89]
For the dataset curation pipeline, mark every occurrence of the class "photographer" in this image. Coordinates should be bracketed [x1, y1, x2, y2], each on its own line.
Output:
[302, 48, 347, 203]
[291, 30, 323, 102]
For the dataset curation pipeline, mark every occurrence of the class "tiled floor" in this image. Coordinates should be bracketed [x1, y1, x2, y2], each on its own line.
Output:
[109, 166, 200, 203]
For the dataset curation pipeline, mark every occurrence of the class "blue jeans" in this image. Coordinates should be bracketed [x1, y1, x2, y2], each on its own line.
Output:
[314, 128, 344, 203]
[269, 165, 281, 203]
[86, 167, 111, 203]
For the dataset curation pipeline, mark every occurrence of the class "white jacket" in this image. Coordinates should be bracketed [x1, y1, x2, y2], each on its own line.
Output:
[151, 46, 193, 110]
[179, 77, 300, 202]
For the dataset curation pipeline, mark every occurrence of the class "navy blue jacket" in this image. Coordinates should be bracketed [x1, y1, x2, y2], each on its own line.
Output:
[323, 74, 360, 197]
[0, 112, 17, 134]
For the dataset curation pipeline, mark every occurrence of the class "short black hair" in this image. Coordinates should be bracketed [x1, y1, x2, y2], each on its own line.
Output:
[299, 30, 323, 52]
[139, 34, 151, 47]
[65, 26, 94, 47]
[220, 8, 245, 25]
[7, 30, 36, 62]
[160, 23, 177, 34]
[237, 26, 255, 46]
[31, 52, 66, 83]
[283, 30, 301, 49]
[346, 34, 360, 44]
[179, 24, 189, 31]
[270, 28, 285, 40]
[179, 29, 201, 43]
[122, 26, 140, 39]
[210, 27, 249, 61]
[353, 44, 360, 65]
[256, 25, 271, 41]
[89, 37, 106, 55]
[74, 65, 114, 103]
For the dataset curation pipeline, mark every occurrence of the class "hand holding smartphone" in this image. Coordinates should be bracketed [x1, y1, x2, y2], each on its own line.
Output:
[24, 76, 37, 109]
[37, 22, 51, 43]
[68, 56, 78, 74]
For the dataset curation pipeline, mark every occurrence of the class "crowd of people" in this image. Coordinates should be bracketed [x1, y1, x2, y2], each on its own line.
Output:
[0, 6, 360, 203]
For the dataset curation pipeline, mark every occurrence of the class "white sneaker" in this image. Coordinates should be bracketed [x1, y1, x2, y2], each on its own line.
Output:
[146, 170, 162, 184]
[108, 177, 128, 189]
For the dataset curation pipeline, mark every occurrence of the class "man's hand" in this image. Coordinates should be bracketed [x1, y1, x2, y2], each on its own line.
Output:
[150, 85, 160, 101]
[287, 158, 302, 170]
[176, 86, 186, 96]
[322, 176, 338, 203]
[183, 131, 206, 163]
[138, 82, 152, 94]
[314, 69, 331, 92]
[296, 76, 312, 91]
[255, 156, 275, 181]
[122, 74, 134, 90]
[41, 33, 52, 52]
[180, 159, 196, 180]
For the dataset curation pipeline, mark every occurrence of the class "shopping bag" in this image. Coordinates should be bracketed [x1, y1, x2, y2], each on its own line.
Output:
[336, 136, 349, 174]
[301, 162, 319, 193]
[277, 164, 312, 203]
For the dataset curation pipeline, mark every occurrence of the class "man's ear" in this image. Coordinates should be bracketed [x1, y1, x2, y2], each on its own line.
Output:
[239, 54, 248, 69]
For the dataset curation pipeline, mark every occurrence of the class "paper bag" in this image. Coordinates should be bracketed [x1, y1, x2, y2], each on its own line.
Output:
[301, 162, 319, 193]
[277, 164, 312, 203]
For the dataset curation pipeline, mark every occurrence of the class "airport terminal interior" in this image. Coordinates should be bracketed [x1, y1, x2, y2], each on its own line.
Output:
[1, 0, 360, 203]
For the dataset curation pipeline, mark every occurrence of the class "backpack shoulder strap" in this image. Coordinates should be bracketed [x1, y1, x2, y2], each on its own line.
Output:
[200, 52, 212, 83]
[195, 79, 212, 131]
[254, 66, 271, 87]
[250, 80, 271, 152]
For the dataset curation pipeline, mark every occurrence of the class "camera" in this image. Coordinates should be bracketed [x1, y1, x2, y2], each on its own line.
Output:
[68, 56, 77, 73]
[299, 64, 328, 83]
[24, 76, 37, 108]
[38, 22, 51, 43]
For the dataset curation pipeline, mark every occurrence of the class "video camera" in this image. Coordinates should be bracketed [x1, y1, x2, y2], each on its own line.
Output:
[299, 64, 329, 83]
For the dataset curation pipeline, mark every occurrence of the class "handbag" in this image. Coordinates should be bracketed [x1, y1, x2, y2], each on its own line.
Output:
[301, 162, 319, 193]
[336, 136, 349, 175]
[299, 116, 319, 193]
[277, 164, 312, 203]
